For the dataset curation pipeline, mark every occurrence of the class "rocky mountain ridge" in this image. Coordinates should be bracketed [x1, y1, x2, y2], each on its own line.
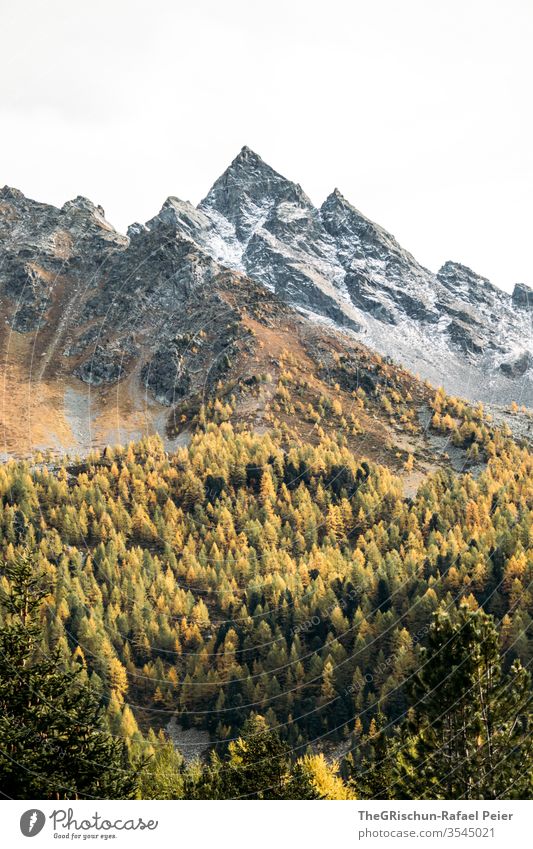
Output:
[154, 147, 531, 404]
[0, 148, 531, 457]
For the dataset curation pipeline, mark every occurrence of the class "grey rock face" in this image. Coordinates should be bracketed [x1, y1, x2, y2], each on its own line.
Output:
[446, 319, 485, 354]
[512, 282, 533, 311]
[3, 260, 52, 331]
[437, 261, 500, 307]
[500, 351, 532, 378]
[141, 342, 192, 406]
[74, 347, 128, 385]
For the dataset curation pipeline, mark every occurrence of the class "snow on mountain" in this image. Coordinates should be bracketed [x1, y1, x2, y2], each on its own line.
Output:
[144, 147, 532, 406]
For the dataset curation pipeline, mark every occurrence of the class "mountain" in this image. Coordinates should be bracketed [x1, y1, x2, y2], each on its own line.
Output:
[0, 149, 531, 458]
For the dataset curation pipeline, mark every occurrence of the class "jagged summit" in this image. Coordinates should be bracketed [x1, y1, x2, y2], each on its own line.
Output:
[436, 260, 504, 307]
[322, 187, 353, 207]
[200, 146, 311, 242]
[320, 188, 418, 268]
[0, 185, 25, 200]
[212, 144, 278, 177]
[61, 196, 107, 218]
[233, 144, 264, 166]
[201, 145, 280, 203]
[437, 260, 492, 284]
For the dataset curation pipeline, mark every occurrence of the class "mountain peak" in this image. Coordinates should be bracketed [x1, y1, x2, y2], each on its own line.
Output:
[0, 185, 26, 202]
[436, 261, 501, 304]
[321, 189, 412, 267]
[234, 145, 263, 166]
[200, 147, 311, 241]
[208, 146, 274, 190]
[61, 195, 107, 219]
[322, 188, 371, 222]
[205, 146, 285, 188]
[320, 187, 351, 211]
[438, 260, 487, 280]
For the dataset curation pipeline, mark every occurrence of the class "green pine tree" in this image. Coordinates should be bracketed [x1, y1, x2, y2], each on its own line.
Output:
[0, 549, 138, 799]
[377, 604, 532, 800]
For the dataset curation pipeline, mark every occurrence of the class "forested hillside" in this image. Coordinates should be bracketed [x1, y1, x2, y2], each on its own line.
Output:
[0, 380, 531, 799]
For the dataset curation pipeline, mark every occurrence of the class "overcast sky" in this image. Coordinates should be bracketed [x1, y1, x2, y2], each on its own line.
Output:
[0, 0, 531, 292]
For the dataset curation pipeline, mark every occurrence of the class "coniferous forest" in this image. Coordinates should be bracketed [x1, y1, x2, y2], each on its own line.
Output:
[0, 374, 531, 800]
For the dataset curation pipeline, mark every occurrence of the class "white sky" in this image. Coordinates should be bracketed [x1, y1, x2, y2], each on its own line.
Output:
[0, 0, 531, 292]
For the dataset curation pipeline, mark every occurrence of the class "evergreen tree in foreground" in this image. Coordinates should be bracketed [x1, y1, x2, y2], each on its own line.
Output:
[352, 604, 532, 799]
[0, 549, 137, 799]
[212, 715, 354, 799]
